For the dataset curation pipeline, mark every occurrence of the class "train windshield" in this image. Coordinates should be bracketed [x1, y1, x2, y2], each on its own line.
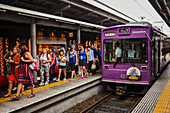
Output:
[103, 38, 148, 64]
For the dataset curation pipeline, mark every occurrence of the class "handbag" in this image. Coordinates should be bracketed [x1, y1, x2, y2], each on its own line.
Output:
[91, 63, 96, 70]
[6, 63, 12, 75]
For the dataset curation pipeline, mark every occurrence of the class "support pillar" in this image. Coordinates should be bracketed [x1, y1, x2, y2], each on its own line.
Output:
[31, 19, 37, 83]
[77, 25, 81, 45]
[31, 19, 37, 58]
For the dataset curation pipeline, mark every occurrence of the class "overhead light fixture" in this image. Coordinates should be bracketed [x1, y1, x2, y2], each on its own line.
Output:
[80, 24, 93, 28]
[0, 9, 6, 12]
[56, 19, 75, 24]
[18, 12, 49, 20]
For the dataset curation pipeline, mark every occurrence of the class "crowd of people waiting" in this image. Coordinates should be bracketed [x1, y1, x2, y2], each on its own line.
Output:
[3, 43, 101, 101]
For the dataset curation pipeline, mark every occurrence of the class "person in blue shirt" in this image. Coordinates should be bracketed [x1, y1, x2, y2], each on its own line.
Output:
[98, 47, 101, 66]
[69, 45, 78, 81]
[78, 44, 89, 79]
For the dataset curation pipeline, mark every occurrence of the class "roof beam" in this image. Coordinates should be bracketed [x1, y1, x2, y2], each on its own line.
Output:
[156, 0, 169, 22]
[163, 0, 170, 15]
[59, 0, 128, 23]
[0, 3, 105, 29]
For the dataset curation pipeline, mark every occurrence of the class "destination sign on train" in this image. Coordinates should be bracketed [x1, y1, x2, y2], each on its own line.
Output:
[105, 32, 116, 37]
[119, 28, 129, 33]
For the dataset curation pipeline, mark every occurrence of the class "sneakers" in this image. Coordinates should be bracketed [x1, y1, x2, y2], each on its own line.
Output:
[79, 76, 84, 79]
[45, 81, 49, 85]
[85, 73, 88, 78]
[73, 75, 77, 79]
[53, 78, 57, 81]
[63, 78, 66, 81]
[39, 82, 44, 86]
[70, 78, 73, 81]
[56, 79, 60, 82]
[12, 87, 17, 91]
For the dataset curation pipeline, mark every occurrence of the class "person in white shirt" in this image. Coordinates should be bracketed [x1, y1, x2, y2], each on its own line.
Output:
[115, 42, 122, 62]
[39, 48, 51, 86]
[128, 43, 136, 58]
[87, 46, 94, 75]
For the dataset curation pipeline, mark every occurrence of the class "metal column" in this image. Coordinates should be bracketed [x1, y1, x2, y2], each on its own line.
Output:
[31, 19, 37, 58]
[31, 18, 37, 83]
[77, 25, 81, 44]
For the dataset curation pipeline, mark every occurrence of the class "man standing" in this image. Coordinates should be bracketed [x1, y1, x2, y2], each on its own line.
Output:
[91, 44, 98, 73]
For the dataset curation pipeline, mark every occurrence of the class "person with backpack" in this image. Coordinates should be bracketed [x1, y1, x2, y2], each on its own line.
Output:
[39, 47, 51, 86]
[4, 46, 20, 98]
[56, 50, 67, 82]
[69, 45, 78, 81]
[49, 47, 56, 80]
[78, 44, 89, 79]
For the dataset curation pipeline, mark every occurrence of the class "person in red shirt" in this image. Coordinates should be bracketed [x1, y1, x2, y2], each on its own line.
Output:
[4, 46, 20, 98]
[49, 48, 57, 80]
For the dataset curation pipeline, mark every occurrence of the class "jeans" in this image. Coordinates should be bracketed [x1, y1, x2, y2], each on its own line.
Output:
[88, 61, 93, 73]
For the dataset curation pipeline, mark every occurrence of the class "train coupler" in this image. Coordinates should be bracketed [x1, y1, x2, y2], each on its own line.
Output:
[116, 86, 127, 95]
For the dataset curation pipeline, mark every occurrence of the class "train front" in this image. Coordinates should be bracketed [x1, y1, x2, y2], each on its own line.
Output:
[101, 25, 152, 94]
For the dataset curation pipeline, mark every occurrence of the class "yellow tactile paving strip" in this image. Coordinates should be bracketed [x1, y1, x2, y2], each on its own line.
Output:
[0, 69, 101, 103]
[153, 78, 170, 113]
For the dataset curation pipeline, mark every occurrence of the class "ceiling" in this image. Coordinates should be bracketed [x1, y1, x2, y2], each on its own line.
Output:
[0, 0, 128, 27]
[149, 0, 170, 27]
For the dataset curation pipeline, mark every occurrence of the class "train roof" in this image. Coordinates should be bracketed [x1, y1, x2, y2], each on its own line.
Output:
[102, 21, 167, 36]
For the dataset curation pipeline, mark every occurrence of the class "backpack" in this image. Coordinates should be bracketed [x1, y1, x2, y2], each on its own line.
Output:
[29, 59, 39, 71]
[40, 53, 49, 60]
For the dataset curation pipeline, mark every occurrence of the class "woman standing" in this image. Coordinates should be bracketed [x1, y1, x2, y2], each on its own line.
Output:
[69, 45, 78, 81]
[56, 50, 67, 81]
[78, 44, 89, 79]
[49, 47, 56, 79]
[11, 43, 34, 101]
[39, 48, 51, 86]
[4, 46, 20, 98]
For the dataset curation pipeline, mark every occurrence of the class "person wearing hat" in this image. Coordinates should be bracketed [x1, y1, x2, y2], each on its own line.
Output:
[69, 45, 78, 81]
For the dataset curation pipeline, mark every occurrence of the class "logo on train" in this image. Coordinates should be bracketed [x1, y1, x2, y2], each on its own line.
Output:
[126, 67, 141, 80]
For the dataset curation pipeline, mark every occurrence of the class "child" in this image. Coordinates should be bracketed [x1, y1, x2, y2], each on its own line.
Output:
[56, 50, 67, 81]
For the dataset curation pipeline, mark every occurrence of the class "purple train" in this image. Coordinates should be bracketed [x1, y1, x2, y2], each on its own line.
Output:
[101, 22, 170, 94]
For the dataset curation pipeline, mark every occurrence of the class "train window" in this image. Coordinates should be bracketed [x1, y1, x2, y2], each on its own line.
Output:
[103, 38, 148, 64]
[103, 39, 123, 64]
[125, 38, 148, 64]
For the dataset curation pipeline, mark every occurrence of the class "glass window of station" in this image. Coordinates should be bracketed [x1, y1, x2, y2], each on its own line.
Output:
[103, 38, 148, 64]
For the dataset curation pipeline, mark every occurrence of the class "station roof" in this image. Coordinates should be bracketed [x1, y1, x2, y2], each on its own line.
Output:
[149, 0, 170, 27]
[0, 0, 128, 27]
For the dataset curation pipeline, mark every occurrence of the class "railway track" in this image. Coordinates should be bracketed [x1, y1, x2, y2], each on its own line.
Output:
[80, 93, 142, 113]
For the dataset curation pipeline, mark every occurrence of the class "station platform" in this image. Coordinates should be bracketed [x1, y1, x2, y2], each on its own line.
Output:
[0, 71, 103, 113]
[132, 63, 170, 113]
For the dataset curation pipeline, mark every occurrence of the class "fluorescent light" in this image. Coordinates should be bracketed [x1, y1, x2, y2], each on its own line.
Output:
[18, 12, 49, 20]
[56, 19, 75, 24]
[0, 9, 6, 12]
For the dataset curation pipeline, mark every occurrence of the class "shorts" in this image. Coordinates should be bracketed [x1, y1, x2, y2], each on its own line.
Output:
[79, 59, 87, 66]
[69, 62, 75, 71]
[59, 65, 67, 70]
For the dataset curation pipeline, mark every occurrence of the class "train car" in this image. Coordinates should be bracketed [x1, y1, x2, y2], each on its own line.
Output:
[101, 22, 170, 94]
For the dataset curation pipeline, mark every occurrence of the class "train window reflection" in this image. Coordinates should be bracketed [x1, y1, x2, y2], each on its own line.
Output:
[103, 38, 148, 64]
